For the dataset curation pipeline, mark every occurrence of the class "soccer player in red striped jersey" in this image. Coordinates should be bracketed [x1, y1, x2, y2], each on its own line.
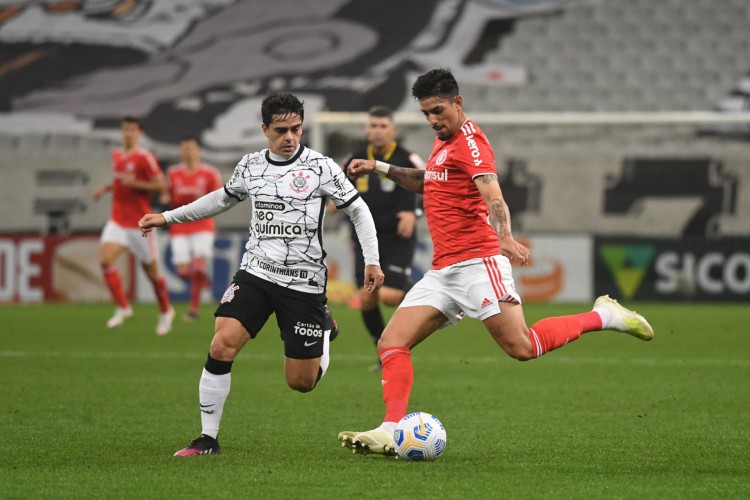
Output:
[93, 116, 174, 335]
[162, 136, 223, 322]
[339, 68, 654, 456]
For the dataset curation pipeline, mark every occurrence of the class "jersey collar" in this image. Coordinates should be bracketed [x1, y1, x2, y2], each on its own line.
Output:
[266, 145, 304, 166]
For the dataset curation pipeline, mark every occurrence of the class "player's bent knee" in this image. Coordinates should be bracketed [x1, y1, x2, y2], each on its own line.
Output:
[504, 344, 534, 362]
[286, 376, 316, 393]
[209, 332, 244, 361]
[376, 335, 407, 351]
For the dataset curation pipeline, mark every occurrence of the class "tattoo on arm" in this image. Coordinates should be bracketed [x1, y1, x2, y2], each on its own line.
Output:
[386, 166, 425, 194]
[491, 199, 511, 239]
[476, 174, 512, 239]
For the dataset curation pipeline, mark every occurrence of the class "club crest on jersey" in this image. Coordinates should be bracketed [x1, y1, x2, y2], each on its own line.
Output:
[436, 149, 447, 165]
[221, 283, 240, 303]
[289, 172, 311, 193]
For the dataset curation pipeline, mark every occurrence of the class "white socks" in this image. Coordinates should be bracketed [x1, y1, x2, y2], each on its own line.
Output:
[319, 329, 331, 379]
[379, 421, 397, 434]
[594, 307, 613, 329]
[199, 368, 231, 439]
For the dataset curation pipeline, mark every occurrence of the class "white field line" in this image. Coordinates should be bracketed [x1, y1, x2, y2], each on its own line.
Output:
[0, 350, 748, 367]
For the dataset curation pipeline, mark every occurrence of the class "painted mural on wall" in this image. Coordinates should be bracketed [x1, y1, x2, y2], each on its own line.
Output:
[0, 0, 571, 154]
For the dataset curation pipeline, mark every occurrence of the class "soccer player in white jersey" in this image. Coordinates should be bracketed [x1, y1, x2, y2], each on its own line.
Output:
[139, 92, 384, 456]
[338, 68, 654, 456]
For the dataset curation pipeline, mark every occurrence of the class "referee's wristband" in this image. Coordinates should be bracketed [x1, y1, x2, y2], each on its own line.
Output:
[374, 161, 390, 175]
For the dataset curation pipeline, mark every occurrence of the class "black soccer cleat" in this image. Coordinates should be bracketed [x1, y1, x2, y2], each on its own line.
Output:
[324, 305, 340, 342]
[173, 434, 221, 457]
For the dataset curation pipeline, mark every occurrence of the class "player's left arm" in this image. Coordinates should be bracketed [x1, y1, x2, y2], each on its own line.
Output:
[474, 174, 530, 266]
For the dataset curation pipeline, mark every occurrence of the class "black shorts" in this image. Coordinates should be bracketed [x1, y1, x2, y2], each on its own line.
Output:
[215, 270, 328, 360]
[354, 231, 415, 291]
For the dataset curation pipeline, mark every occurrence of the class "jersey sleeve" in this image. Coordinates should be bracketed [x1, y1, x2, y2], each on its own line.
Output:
[318, 157, 359, 209]
[224, 155, 250, 201]
[408, 152, 426, 169]
[140, 151, 162, 179]
[454, 130, 496, 178]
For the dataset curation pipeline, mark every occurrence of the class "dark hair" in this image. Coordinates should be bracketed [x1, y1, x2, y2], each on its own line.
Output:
[180, 134, 200, 144]
[122, 115, 143, 130]
[368, 105, 393, 120]
[261, 92, 304, 126]
[411, 68, 460, 101]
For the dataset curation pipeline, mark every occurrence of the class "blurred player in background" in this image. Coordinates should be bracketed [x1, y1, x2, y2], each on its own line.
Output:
[161, 136, 223, 322]
[93, 116, 174, 336]
[341, 106, 425, 370]
[139, 92, 384, 457]
[339, 68, 655, 456]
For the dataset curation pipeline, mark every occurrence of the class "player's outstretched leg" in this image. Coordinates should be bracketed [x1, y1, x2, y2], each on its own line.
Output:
[174, 434, 221, 456]
[339, 424, 397, 456]
[594, 294, 654, 341]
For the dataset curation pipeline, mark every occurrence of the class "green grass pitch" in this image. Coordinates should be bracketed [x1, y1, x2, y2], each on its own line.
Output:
[1, 301, 749, 498]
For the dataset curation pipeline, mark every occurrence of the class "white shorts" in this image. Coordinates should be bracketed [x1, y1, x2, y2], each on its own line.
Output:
[170, 232, 215, 265]
[400, 254, 521, 326]
[100, 220, 158, 264]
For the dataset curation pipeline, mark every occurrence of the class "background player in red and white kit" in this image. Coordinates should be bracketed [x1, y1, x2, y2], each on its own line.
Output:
[338, 68, 655, 456]
[162, 136, 223, 322]
[93, 116, 174, 335]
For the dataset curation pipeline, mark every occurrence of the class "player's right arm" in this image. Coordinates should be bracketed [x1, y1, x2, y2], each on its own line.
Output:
[347, 159, 425, 194]
[138, 187, 239, 235]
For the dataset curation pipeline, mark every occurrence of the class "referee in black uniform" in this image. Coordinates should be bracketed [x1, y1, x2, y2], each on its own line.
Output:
[342, 106, 425, 370]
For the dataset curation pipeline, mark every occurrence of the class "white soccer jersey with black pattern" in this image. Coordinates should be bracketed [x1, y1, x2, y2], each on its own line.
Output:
[225, 145, 359, 294]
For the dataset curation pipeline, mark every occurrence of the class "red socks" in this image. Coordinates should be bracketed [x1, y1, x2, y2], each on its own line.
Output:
[377, 312, 603, 422]
[153, 275, 171, 313]
[529, 311, 602, 358]
[379, 347, 413, 424]
[103, 267, 128, 308]
[190, 261, 207, 313]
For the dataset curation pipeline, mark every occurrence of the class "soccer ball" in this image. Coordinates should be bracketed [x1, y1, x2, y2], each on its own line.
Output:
[393, 412, 447, 461]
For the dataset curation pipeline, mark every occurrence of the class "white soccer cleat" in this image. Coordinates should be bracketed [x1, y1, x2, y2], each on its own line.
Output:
[338, 426, 397, 456]
[107, 306, 133, 329]
[594, 295, 654, 341]
[156, 307, 175, 336]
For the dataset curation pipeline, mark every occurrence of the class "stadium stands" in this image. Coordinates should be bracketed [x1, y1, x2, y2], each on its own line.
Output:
[472, 0, 750, 112]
